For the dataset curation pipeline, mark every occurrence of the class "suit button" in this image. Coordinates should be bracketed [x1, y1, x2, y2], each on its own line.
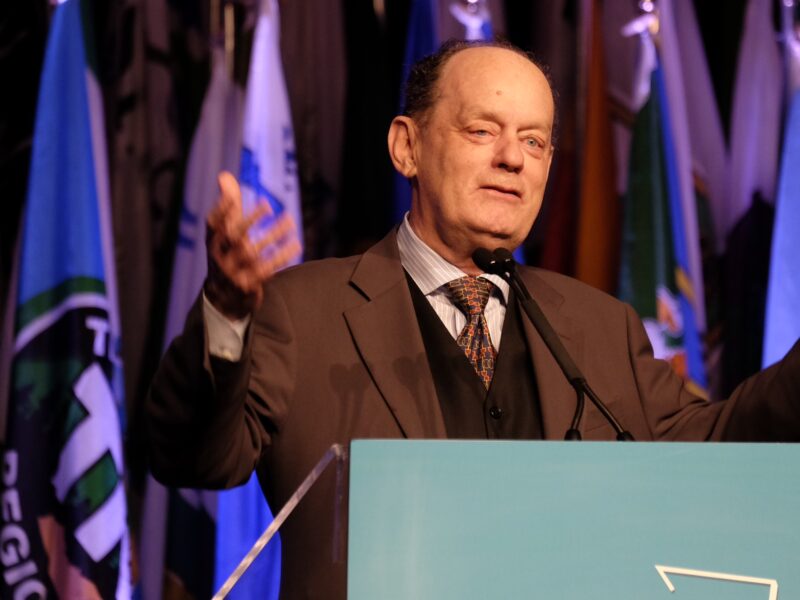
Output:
[489, 406, 503, 419]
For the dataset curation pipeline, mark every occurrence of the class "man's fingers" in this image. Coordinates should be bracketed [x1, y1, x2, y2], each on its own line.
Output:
[207, 172, 241, 238]
[213, 234, 300, 301]
[235, 201, 274, 239]
[256, 237, 303, 279]
[253, 213, 297, 254]
[217, 171, 243, 214]
[216, 212, 295, 267]
[212, 213, 300, 272]
[214, 172, 276, 242]
[206, 190, 301, 318]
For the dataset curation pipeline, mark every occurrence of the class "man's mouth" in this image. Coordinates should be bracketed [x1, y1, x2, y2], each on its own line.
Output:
[482, 185, 522, 198]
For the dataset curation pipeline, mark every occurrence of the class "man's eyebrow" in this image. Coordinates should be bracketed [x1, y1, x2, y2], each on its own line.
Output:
[456, 107, 553, 134]
[460, 109, 502, 122]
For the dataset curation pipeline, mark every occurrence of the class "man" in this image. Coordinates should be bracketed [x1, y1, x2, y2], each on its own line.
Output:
[147, 40, 800, 599]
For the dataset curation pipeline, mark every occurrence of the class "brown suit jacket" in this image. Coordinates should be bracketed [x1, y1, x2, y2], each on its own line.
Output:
[147, 229, 800, 599]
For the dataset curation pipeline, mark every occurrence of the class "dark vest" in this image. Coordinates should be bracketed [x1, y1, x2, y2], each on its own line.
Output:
[406, 274, 543, 439]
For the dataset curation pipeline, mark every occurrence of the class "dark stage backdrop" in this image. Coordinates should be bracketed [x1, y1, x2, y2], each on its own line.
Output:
[0, 0, 783, 498]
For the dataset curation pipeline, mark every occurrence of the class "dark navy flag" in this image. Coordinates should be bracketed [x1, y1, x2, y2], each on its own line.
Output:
[2, 0, 130, 597]
[392, 0, 440, 225]
[393, 1, 521, 262]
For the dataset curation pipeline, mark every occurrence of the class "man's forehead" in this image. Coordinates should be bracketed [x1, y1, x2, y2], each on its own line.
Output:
[438, 46, 546, 89]
[433, 46, 554, 122]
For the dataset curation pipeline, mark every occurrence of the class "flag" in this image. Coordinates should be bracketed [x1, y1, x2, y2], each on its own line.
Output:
[763, 9, 800, 367]
[214, 0, 300, 596]
[392, 1, 516, 261]
[392, 0, 440, 224]
[728, 0, 783, 238]
[671, 0, 731, 396]
[618, 24, 707, 397]
[446, 0, 493, 40]
[238, 0, 303, 244]
[391, 0, 497, 222]
[139, 45, 244, 600]
[574, 0, 620, 293]
[165, 45, 244, 372]
[722, 0, 784, 393]
[1, 0, 130, 598]
[762, 91, 800, 367]
[536, 3, 582, 276]
[655, 0, 707, 333]
[672, 0, 729, 258]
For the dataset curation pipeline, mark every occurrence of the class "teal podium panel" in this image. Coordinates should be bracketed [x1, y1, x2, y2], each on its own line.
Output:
[347, 440, 800, 599]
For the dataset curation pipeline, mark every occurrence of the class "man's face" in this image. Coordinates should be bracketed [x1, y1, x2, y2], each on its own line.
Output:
[405, 47, 554, 268]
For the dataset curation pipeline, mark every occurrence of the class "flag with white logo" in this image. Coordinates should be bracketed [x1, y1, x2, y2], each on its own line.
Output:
[238, 0, 302, 246]
[1, 0, 130, 597]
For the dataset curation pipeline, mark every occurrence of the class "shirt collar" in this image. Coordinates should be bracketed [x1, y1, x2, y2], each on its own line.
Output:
[396, 214, 510, 301]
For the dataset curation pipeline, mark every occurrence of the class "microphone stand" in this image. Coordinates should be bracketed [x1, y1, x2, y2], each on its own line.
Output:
[473, 248, 634, 441]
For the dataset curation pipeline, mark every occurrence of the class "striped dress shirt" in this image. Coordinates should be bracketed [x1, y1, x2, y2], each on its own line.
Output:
[396, 215, 510, 350]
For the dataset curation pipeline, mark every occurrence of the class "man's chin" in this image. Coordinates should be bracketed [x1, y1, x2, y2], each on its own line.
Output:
[469, 231, 523, 254]
[469, 216, 532, 248]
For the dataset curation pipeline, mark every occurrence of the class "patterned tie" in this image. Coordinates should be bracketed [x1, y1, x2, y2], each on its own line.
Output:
[446, 276, 496, 389]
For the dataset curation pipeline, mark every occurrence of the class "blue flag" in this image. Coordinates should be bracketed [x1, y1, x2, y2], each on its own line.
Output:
[763, 90, 800, 367]
[1, 0, 130, 597]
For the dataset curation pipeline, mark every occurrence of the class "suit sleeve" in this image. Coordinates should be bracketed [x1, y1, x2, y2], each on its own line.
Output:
[624, 302, 800, 441]
[145, 284, 296, 488]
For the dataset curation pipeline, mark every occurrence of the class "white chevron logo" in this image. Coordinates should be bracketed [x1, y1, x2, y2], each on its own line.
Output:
[656, 564, 778, 600]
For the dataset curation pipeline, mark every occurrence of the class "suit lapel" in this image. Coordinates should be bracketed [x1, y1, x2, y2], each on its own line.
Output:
[344, 232, 446, 439]
[518, 270, 585, 439]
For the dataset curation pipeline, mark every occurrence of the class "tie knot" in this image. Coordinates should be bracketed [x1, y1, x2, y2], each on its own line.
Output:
[446, 276, 493, 317]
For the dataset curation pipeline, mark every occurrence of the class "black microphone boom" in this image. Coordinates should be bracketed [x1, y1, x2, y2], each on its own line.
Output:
[473, 247, 634, 441]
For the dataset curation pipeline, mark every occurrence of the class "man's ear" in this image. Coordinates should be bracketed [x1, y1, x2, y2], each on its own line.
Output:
[387, 116, 418, 179]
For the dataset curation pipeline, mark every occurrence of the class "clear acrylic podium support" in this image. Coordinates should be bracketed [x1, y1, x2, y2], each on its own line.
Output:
[212, 444, 348, 600]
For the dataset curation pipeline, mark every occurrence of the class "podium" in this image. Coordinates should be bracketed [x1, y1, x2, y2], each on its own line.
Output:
[349, 440, 800, 599]
[219, 441, 800, 599]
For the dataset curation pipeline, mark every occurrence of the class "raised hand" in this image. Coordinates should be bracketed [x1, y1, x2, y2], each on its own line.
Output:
[204, 171, 302, 320]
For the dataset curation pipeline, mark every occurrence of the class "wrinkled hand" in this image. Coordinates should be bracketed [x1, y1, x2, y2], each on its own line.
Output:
[204, 171, 302, 320]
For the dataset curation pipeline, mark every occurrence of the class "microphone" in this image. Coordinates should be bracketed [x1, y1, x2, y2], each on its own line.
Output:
[473, 247, 634, 441]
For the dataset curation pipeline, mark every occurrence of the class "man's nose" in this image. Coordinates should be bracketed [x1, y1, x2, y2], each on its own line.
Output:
[493, 133, 524, 173]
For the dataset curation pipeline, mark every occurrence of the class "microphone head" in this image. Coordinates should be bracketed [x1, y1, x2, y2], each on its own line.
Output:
[493, 247, 516, 274]
[471, 247, 499, 274]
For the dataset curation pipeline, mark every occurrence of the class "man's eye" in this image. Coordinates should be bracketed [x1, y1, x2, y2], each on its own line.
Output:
[472, 129, 489, 136]
[525, 138, 541, 148]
